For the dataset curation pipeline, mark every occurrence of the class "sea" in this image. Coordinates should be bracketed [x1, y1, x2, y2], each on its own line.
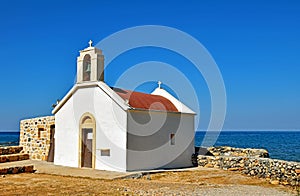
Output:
[195, 131, 300, 162]
[0, 132, 19, 147]
[0, 131, 299, 162]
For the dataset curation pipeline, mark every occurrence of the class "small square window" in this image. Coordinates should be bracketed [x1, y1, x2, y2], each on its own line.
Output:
[170, 133, 175, 145]
[101, 149, 110, 156]
[38, 128, 44, 139]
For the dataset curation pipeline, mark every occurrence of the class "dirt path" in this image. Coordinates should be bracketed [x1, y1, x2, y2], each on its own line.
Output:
[0, 168, 296, 195]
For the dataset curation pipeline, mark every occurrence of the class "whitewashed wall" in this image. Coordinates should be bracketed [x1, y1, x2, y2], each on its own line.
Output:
[93, 87, 127, 172]
[54, 86, 127, 172]
[126, 110, 195, 171]
[54, 96, 79, 167]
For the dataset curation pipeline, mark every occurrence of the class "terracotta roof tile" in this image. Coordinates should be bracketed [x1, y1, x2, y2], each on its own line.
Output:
[112, 87, 178, 112]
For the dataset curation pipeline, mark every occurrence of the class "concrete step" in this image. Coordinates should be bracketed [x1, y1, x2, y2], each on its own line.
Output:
[0, 153, 29, 163]
[0, 165, 34, 175]
[0, 146, 23, 155]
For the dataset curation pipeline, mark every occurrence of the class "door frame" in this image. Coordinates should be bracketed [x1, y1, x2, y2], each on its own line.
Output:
[78, 113, 96, 169]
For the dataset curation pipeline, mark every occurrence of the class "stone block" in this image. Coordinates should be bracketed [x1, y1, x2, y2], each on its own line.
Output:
[12, 167, 19, 174]
[20, 154, 29, 160]
[0, 156, 7, 163]
[18, 167, 25, 173]
[7, 155, 19, 162]
[0, 168, 8, 174]
[24, 166, 34, 173]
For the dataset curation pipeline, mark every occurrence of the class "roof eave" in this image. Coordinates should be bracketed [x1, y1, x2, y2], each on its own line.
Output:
[52, 81, 130, 115]
[151, 88, 196, 114]
[128, 107, 196, 115]
[52, 82, 99, 114]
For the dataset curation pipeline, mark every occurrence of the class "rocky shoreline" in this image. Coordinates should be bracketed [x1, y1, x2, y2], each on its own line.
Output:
[195, 146, 300, 187]
[0, 141, 19, 147]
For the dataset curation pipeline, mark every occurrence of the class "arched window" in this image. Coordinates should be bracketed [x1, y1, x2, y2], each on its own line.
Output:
[82, 116, 93, 124]
[83, 54, 91, 81]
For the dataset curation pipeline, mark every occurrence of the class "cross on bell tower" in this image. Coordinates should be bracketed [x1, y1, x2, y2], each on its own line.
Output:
[76, 40, 104, 83]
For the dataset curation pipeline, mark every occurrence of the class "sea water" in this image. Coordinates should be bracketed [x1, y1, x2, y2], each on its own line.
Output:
[0, 132, 19, 146]
[195, 131, 300, 162]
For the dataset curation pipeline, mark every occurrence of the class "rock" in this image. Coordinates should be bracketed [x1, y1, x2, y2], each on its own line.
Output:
[224, 146, 232, 151]
[228, 168, 239, 171]
[270, 180, 280, 185]
[204, 164, 214, 168]
[146, 175, 151, 180]
[295, 169, 300, 174]
[290, 180, 297, 186]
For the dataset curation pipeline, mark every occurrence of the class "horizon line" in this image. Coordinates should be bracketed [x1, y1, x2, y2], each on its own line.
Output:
[1, 129, 300, 133]
[196, 129, 300, 132]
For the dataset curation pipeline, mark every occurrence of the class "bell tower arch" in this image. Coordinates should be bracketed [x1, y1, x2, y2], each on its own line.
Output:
[76, 40, 104, 83]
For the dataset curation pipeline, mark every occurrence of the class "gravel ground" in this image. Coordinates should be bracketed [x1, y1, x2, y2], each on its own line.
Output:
[127, 184, 292, 195]
[0, 168, 297, 195]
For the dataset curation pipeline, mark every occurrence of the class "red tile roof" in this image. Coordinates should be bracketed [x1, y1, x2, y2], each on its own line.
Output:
[112, 87, 178, 112]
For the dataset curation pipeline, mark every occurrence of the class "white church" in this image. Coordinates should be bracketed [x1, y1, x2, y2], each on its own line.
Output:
[52, 41, 196, 172]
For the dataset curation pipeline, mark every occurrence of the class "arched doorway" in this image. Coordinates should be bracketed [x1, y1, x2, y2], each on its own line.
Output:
[79, 113, 96, 168]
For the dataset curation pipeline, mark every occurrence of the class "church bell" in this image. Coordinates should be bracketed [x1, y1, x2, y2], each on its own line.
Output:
[85, 63, 91, 73]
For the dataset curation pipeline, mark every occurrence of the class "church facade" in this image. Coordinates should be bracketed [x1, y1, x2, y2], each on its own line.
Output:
[52, 41, 196, 172]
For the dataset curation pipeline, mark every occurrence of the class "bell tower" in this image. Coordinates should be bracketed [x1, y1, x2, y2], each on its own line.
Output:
[76, 40, 104, 83]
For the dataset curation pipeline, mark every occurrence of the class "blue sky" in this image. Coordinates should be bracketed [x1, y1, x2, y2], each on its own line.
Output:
[0, 0, 299, 131]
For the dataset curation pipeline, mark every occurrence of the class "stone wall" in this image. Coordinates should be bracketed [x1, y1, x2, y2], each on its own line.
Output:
[197, 147, 300, 186]
[19, 116, 55, 161]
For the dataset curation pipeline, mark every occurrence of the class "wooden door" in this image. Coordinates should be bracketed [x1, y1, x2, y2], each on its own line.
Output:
[47, 125, 55, 162]
[81, 128, 93, 168]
